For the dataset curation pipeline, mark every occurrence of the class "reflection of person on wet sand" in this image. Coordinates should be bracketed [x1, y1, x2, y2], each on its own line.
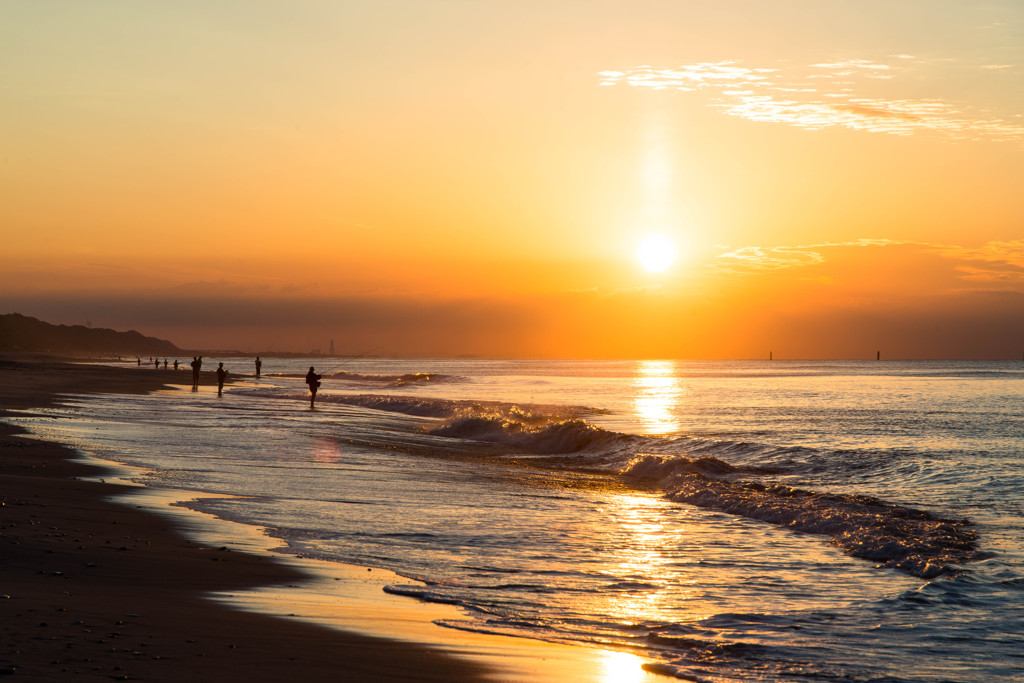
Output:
[305, 366, 322, 408]
[216, 362, 227, 396]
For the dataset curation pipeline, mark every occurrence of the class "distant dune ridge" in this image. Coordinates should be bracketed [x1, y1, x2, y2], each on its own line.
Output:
[0, 312, 181, 355]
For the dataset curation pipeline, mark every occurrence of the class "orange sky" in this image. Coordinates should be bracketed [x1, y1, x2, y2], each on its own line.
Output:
[2, 1, 1023, 357]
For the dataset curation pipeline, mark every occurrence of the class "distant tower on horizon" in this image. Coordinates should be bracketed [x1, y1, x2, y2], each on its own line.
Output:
[330, 339, 335, 356]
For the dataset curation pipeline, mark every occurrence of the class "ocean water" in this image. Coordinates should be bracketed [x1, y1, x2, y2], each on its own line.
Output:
[10, 359, 1024, 682]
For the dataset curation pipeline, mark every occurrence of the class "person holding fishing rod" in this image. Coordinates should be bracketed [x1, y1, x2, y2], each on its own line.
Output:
[305, 366, 322, 408]
[303, 349, 380, 408]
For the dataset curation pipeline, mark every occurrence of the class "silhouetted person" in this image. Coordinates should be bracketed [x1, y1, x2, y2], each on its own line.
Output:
[137, 358, 141, 366]
[305, 366, 322, 408]
[255, 356, 262, 378]
[191, 356, 202, 387]
[163, 359, 168, 369]
[173, 359, 179, 371]
[154, 358, 159, 369]
[216, 362, 227, 396]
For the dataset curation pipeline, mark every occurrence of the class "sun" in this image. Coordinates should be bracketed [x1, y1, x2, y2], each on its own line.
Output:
[636, 234, 677, 273]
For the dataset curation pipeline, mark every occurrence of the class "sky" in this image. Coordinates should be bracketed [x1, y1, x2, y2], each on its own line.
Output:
[2, 0, 1023, 358]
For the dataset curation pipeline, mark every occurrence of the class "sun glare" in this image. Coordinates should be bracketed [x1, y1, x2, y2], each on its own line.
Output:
[637, 234, 677, 273]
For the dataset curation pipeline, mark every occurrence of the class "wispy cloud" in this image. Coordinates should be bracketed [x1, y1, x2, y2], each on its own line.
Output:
[931, 239, 1024, 263]
[716, 96, 1012, 137]
[715, 245, 826, 271]
[711, 238, 1024, 287]
[598, 62, 773, 91]
[810, 60, 894, 79]
[712, 239, 898, 274]
[599, 59, 1024, 145]
[928, 240, 1024, 282]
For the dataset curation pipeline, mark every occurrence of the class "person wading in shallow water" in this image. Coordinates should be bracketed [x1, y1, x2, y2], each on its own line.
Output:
[216, 362, 227, 396]
[305, 366, 322, 409]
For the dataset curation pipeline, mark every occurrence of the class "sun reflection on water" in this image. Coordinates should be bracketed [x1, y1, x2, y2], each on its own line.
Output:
[594, 493, 697, 627]
[633, 360, 683, 435]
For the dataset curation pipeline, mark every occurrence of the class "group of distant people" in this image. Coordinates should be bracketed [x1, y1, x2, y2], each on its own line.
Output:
[136, 355, 323, 407]
[139, 357, 177, 370]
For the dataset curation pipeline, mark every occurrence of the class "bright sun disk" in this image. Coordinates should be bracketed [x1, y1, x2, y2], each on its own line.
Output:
[637, 234, 676, 272]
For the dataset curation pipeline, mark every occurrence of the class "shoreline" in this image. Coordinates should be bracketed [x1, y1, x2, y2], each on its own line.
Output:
[0, 356, 662, 682]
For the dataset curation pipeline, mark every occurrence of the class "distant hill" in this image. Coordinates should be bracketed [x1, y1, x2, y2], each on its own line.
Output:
[0, 313, 182, 356]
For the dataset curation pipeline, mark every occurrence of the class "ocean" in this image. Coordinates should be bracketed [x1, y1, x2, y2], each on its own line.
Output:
[10, 358, 1024, 681]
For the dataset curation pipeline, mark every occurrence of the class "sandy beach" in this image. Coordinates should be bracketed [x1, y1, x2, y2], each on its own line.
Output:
[0, 357, 499, 681]
[0, 356, 663, 682]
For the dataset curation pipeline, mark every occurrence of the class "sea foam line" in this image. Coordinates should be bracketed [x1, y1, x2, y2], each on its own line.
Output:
[624, 454, 979, 578]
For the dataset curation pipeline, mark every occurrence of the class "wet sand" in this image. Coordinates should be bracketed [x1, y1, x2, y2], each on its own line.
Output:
[0, 357, 497, 681]
[0, 356, 662, 682]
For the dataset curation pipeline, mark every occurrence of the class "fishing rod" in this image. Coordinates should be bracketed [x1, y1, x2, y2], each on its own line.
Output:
[315, 348, 382, 377]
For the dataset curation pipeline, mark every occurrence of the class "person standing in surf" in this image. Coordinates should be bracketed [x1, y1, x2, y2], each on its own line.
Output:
[305, 366, 322, 408]
[216, 362, 227, 396]
[255, 356, 262, 378]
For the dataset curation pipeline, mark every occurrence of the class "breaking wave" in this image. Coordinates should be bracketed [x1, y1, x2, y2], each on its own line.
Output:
[624, 454, 980, 578]
[271, 370, 458, 387]
[236, 385, 983, 578]
[398, 399, 981, 578]
[428, 410, 630, 455]
[327, 370, 458, 386]
[324, 394, 463, 418]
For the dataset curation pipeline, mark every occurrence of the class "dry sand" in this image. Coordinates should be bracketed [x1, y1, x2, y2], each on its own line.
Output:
[0, 356, 664, 682]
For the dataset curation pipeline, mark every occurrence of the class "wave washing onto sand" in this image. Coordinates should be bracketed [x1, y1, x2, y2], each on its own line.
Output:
[381, 583, 675, 651]
[381, 584, 833, 682]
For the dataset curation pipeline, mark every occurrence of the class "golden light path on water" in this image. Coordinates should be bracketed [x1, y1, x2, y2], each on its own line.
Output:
[632, 360, 683, 435]
[597, 493, 695, 625]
